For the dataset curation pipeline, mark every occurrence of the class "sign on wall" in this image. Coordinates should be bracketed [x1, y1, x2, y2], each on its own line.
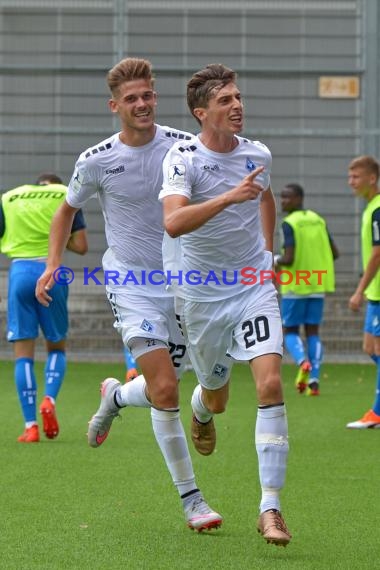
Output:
[318, 76, 360, 99]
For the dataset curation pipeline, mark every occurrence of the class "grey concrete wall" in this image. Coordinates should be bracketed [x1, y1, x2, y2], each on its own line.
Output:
[0, 0, 378, 359]
[0, 0, 369, 273]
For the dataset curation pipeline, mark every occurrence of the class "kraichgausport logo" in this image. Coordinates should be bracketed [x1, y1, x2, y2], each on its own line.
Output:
[52, 266, 329, 287]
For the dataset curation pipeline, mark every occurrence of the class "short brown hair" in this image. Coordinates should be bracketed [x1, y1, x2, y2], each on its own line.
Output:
[349, 155, 380, 182]
[107, 57, 155, 97]
[187, 63, 237, 124]
[35, 173, 63, 185]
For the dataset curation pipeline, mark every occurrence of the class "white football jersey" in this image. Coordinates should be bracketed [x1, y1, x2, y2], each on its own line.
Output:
[67, 125, 192, 296]
[159, 134, 273, 301]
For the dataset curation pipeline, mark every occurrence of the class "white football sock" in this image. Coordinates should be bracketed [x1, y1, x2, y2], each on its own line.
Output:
[191, 384, 213, 423]
[255, 403, 289, 513]
[151, 408, 197, 497]
[115, 375, 150, 407]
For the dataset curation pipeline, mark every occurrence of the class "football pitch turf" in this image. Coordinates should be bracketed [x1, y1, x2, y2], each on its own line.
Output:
[0, 360, 378, 570]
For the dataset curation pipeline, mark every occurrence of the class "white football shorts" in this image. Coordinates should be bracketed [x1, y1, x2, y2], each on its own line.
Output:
[106, 288, 187, 376]
[175, 280, 283, 390]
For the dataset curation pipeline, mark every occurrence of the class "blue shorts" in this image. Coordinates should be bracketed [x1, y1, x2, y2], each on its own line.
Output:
[7, 260, 68, 342]
[281, 297, 324, 328]
[364, 302, 380, 336]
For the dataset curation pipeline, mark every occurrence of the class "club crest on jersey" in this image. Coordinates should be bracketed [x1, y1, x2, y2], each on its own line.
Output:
[140, 319, 154, 333]
[246, 158, 256, 172]
[168, 164, 186, 187]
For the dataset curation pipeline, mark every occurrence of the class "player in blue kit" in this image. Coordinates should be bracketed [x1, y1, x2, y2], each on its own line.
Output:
[1, 173, 87, 442]
[275, 183, 339, 396]
[347, 155, 380, 429]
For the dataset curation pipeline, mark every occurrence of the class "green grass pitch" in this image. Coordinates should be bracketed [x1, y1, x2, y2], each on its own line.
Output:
[0, 360, 378, 569]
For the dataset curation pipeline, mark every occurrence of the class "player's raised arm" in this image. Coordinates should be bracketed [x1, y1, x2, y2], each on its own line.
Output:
[163, 166, 264, 238]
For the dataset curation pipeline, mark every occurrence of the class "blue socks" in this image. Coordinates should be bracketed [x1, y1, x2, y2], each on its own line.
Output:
[370, 355, 380, 416]
[15, 358, 37, 423]
[284, 333, 305, 366]
[307, 335, 323, 381]
[45, 350, 66, 401]
[285, 333, 323, 382]
[124, 346, 137, 370]
[15, 352, 66, 424]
